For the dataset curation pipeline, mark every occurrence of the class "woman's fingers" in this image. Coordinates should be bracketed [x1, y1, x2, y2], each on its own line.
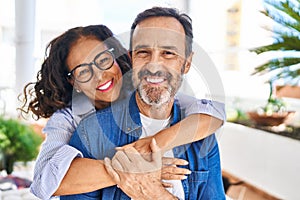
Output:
[161, 165, 191, 180]
[162, 157, 189, 166]
[162, 182, 173, 188]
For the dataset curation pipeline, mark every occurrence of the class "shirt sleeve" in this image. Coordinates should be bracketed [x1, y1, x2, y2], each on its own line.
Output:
[30, 108, 83, 200]
[176, 93, 226, 122]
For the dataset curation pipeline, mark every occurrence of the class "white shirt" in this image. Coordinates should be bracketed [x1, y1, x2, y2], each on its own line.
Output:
[140, 113, 185, 200]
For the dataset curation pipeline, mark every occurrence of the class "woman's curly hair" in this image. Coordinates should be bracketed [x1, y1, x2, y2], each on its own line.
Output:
[19, 25, 132, 119]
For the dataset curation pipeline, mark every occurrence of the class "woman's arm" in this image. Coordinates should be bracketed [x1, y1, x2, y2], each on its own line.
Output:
[159, 95, 225, 150]
[155, 113, 223, 151]
[30, 109, 84, 199]
[122, 95, 225, 153]
[54, 158, 114, 195]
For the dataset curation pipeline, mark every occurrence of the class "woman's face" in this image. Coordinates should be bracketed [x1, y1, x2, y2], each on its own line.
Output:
[67, 37, 123, 109]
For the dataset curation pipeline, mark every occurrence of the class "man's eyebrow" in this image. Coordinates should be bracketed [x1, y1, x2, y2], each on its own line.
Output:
[159, 46, 179, 51]
[133, 45, 149, 51]
[133, 45, 179, 51]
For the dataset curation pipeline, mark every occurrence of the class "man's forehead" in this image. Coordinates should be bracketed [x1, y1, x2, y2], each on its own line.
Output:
[132, 27, 185, 50]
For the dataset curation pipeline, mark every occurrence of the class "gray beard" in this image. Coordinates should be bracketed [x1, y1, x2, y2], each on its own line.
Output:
[138, 84, 172, 107]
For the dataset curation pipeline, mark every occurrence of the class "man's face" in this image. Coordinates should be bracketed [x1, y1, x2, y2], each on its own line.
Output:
[131, 16, 192, 106]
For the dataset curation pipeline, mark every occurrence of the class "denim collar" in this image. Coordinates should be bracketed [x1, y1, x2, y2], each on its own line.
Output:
[125, 91, 182, 133]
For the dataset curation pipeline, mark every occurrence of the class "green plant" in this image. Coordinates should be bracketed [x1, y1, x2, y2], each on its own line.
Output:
[0, 116, 43, 174]
[250, 0, 300, 85]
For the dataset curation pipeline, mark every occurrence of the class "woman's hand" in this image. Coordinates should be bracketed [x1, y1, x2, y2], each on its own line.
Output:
[118, 136, 154, 157]
[161, 157, 191, 181]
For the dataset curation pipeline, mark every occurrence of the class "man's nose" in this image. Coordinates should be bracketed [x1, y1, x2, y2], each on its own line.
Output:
[149, 50, 161, 64]
[146, 51, 163, 72]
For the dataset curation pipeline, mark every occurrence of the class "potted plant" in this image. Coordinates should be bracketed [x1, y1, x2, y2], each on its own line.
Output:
[250, 0, 300, 92]
[248, 0, 299, 126]
[0, 116, 43, 174]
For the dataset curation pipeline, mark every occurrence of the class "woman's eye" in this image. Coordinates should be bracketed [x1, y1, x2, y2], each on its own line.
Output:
[98, 57, 109, 65]
[77, 68, 90, 77]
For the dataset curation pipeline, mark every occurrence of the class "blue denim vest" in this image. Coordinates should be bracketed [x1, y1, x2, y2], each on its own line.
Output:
[63, 92, 225, 200]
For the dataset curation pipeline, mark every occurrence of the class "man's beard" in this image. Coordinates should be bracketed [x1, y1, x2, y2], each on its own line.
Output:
[136, 69, 183, 107]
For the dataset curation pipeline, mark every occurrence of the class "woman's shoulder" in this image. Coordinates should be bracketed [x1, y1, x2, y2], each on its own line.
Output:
[44, 107, 75, 130]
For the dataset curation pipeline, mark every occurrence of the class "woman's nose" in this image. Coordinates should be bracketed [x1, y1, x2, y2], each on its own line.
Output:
[93, 65, 103, 80]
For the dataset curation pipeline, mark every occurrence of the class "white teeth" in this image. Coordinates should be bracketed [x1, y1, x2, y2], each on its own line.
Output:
[146, 77, 164, 83]
[98, 80, 112, 90]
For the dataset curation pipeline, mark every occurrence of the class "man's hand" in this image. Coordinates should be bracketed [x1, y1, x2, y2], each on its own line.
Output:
[104, 139, 177, 200]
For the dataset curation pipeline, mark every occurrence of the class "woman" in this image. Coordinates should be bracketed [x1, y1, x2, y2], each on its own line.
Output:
[20, 25, 224, 199]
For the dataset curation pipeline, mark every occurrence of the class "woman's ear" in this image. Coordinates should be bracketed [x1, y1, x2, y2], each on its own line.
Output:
[183, 52, 194, 74]
[67, 77, 74, 86]
[67, 77, 81, 93]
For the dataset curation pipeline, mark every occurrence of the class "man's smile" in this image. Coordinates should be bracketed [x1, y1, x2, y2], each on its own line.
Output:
[145, 77, 165, 84]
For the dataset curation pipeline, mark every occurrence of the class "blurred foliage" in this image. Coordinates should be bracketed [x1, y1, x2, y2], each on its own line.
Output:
[0, 116, 43, 173]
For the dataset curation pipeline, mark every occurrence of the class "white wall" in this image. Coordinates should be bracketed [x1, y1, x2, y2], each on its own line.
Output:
[218, 122, 300, 200]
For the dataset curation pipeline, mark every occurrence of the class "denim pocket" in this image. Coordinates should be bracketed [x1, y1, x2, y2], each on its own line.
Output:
[187, 170, 209, 199]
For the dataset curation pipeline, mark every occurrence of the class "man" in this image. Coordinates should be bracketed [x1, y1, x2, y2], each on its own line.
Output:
[63, 7, 226, 200]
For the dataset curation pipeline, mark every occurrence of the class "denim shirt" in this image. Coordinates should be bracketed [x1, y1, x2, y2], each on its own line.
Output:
[62, 92, 226, 200]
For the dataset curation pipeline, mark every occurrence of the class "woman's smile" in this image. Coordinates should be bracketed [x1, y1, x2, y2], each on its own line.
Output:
[96, 79, 114, 92]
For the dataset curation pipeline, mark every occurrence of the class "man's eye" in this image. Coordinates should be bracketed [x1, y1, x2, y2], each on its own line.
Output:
[135, 50, 149, 58]
[162, 51, 177, 58]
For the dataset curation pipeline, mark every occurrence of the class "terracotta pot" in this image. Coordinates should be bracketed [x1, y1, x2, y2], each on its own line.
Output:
[247, 111, 295, 126]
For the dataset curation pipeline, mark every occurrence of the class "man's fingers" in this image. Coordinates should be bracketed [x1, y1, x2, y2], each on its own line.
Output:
[121, 146, 147, 166]
[162, 157, 189, 166]
[104, 157, 121, 183]
[111, 155, 126, 172]
[113, 150, 134, 171]
[150, 138, 162, 166]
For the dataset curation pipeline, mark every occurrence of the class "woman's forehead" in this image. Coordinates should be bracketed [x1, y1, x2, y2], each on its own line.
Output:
[68, 38, 107, 68]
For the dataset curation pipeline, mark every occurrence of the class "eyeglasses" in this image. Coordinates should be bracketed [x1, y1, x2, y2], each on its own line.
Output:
[67, 48, 115, 83]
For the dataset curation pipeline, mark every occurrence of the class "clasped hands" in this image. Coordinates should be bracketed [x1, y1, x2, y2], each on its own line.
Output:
[104, 137, 190, 200]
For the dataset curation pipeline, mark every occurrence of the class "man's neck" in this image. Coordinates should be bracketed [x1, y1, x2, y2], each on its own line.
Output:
[135, 93, 174, 120]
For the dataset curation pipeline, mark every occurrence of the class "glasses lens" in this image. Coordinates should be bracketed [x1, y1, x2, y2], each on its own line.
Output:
[73, 64, 92, 82]
[94, 51, 114, 70]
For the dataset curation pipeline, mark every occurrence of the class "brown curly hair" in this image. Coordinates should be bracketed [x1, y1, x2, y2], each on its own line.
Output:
[19, 25, 132, 119]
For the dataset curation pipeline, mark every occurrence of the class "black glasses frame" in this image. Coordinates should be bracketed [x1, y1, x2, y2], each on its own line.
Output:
[67, 48, 115, 83]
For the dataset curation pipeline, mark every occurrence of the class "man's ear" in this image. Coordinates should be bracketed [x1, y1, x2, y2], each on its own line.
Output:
[183, 52, 194, 74]
[127, 50, 132, 64]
